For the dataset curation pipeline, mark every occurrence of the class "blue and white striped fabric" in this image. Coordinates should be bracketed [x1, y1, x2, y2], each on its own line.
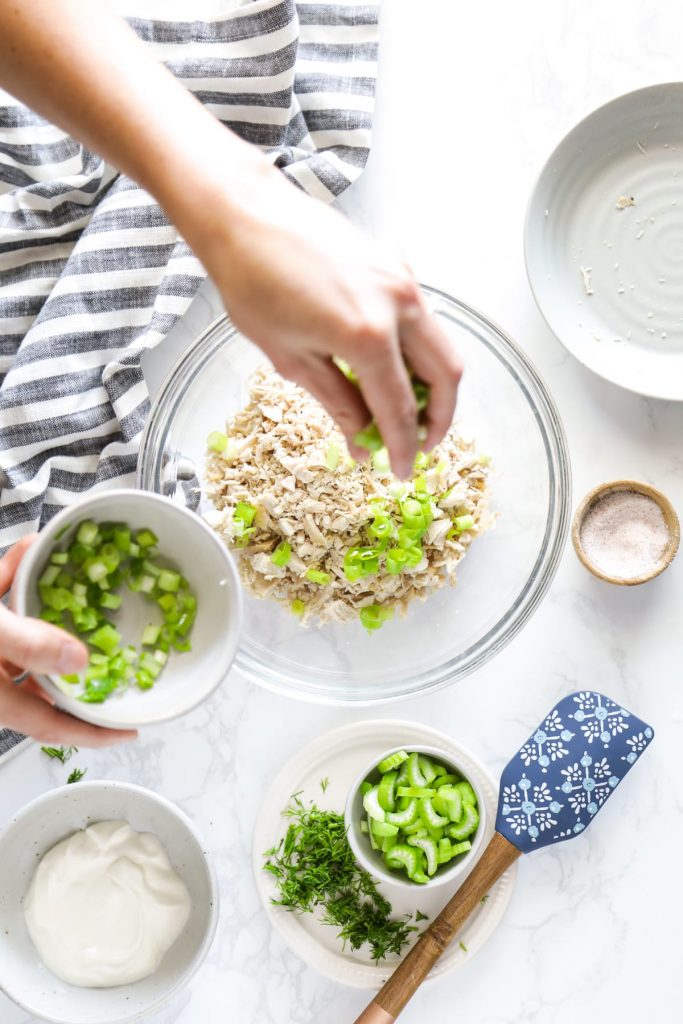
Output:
[0, 0, 378, 552]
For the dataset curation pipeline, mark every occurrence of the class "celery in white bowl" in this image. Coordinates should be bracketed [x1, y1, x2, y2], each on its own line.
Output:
[13, 489, 242, 729]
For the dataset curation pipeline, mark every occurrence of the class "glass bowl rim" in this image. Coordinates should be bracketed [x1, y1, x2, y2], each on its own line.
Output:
[137, 284, 572, 705]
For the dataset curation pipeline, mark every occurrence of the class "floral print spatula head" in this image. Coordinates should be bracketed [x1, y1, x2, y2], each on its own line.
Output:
[355, 691, 654, 1024]
[496, 690, 653, 850]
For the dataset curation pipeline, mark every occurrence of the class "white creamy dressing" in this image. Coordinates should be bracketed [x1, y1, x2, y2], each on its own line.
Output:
[25, 820, 191, 988]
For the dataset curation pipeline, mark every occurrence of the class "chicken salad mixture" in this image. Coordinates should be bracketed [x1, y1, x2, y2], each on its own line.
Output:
[204, 369, 491, 630]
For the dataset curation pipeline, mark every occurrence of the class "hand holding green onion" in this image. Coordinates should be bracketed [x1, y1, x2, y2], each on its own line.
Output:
[0, 537, 136, 747]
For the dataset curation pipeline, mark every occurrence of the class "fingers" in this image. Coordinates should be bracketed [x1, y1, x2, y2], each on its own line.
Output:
[0, 680, 137, 746]
[400, 298, 463, 452]
[0, 602, 88, 676]
[272, 353, 371, 461]
[351, 328, 418, 479]
[0, 533, 38, 597]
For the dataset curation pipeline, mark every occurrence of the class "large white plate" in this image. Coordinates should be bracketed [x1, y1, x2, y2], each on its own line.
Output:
[252, 720, 517, 989]
[525, 83, 683, 399]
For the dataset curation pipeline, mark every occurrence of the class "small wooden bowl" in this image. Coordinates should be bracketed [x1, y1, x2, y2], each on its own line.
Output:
[572, 479, 680, 586]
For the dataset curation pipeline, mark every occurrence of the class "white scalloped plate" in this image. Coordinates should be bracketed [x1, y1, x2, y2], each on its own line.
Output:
[526, 83, 683, 399]
[252, 720, 517, 989]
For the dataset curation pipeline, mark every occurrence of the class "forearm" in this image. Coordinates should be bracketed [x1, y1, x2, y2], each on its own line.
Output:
[0, 0, 271, 258]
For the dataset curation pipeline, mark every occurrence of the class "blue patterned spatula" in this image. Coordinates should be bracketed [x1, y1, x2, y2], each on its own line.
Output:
[355, 692, 654, 1024]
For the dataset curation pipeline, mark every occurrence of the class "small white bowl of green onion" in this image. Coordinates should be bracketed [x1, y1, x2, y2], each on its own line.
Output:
[13, 490, 242, 729]
[345, 746, 486, 888]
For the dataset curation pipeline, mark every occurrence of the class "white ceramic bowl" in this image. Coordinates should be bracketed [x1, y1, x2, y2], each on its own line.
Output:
[525, 83, 683, 399]
[345, 745, 487, 890]
[13, 489, 242, 729]
[0, 781, 218, 1024]
[138, 286, 571, 704]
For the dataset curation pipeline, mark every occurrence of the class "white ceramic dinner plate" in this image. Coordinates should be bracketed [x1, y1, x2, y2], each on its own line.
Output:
[252, 720, 517, 989]
[526, 82, 683, 399]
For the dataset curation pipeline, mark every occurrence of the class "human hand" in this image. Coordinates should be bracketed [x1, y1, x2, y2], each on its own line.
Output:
[193, 165, 463, 479]
[0, 1, 460, 479]
[0, 537, 137, 746]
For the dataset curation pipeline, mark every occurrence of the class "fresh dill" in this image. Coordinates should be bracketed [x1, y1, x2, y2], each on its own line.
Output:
[320, 777, 330, 793]
[67, 767, 87, 784]
[40, 745, 77, 764]
[264, 796, 416, 961]
[459, 940, 468, 952]
[414, 910, 429, 923]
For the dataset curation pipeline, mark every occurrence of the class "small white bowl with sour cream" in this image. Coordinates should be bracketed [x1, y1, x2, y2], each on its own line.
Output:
[0, 780, 219, 1024]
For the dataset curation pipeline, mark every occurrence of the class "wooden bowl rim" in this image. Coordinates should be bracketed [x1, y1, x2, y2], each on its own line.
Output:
[571, 479, 680, 586]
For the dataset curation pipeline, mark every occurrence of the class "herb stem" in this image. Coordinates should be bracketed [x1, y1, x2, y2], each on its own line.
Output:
[264, 796, 416, 961]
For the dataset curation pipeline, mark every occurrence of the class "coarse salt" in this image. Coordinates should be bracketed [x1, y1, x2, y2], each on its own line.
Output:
[580, 491, 670, 580]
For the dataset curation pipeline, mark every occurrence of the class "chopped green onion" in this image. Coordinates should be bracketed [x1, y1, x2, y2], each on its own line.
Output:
[113, 526, 131, 552]
[271, 541, 291, 567]
[84, 558, 108, 584]
[99, 543, 121, 573]
[40, 608, 63, 624]
[413, 451, 429, 471]
[354, 422, 384, 453]
[89, 624, 121, 656]
[404, 545, 423, 568]
[136, 668, 155, 690]
[76, 521, 100, 547]
[291, 599, 306, 616]
[207, 430, 229, 453]
[368, 514, 394, 540]
[158, 569, 181, 593]
[359, 604, 394, 632]
[451, 514, 475, 534]
[234, 502, 257, 527]
[135, 528, 158, 549]
[371, 447, 391, 474]
[50, 552, 69, 566]
[334, 357, 358, 383]
[73, 607, 99, 633]
[99, 592, 122, 611]
[305, 568, 331, 585]
[142, 624, 161, 646]
[325, 442, 340, 471]
[385, 547, 408, 574]
[39, 565, 61, 587]
[140, 575, 156, 594]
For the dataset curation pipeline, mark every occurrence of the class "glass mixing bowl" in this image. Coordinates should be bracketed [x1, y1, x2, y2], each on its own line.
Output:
[137, 285, 571, 704]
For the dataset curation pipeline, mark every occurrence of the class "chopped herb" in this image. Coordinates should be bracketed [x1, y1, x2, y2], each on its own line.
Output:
[67, 767, 87, 784]
[480, 894, 489, 904]
[459, 940, 468, 952]
[41, 745, 77, 764]
[414, 910, 429, 923]
[320, 777, 330, 793]
[264, 796, 416, 961]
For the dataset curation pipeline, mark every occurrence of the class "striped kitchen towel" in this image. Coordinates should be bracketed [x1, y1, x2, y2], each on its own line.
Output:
[0, 0, 379, 553]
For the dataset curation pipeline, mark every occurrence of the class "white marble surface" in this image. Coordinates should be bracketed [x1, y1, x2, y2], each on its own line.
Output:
[2, 1, 682, 1021]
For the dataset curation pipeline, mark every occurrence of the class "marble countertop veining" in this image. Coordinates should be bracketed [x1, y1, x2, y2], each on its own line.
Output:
[2, 1, 682, 1021]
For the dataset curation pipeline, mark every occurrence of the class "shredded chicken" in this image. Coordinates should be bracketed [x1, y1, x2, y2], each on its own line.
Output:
[204, 369, 491, 626]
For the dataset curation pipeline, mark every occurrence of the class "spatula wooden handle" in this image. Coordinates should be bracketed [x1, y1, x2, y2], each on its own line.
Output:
[354, 832, 520, 1024]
